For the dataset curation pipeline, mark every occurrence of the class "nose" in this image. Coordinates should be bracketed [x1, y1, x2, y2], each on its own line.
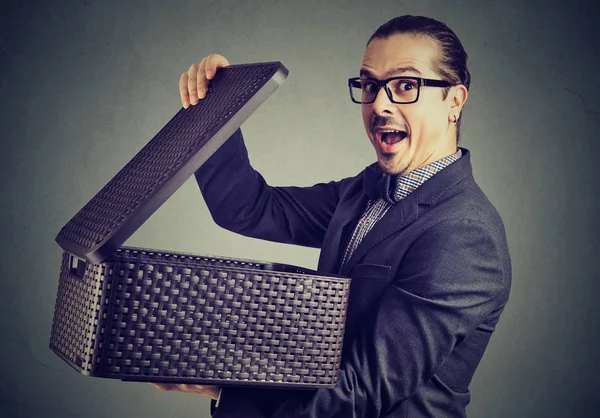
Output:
[371, 87, 394, 115]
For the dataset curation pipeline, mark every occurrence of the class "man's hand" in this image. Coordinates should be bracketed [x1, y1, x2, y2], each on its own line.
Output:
[179, 53, 230, 109]
[149, 383, 221, 400]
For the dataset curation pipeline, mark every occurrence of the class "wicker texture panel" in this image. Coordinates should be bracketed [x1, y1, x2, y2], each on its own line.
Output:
[56, 63, 283, 255]
[51, 248, 350, 388]
[50, 252, 110, 373]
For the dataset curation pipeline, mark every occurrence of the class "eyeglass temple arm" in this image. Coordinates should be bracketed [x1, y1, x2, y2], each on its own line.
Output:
[422, 79, 452, 87]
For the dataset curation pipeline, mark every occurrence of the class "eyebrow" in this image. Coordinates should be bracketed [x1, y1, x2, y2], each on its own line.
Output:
[359, 66, 423, 78]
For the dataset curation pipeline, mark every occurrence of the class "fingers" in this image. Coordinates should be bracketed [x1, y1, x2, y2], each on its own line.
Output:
[181, 59, 204, 109]
[195, 54, 230, 100]
[149, 382, 170, 391]
[149, 383, 220, 399]
[149, 383, 187, 392]
[179, 54, 230, 109]
[196, 56, 208, 101]
[204, 54, 230, 80]
[179, 71, 190, 109]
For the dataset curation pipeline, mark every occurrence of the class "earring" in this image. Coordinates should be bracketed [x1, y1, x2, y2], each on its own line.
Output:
[453, 114, 457, 123]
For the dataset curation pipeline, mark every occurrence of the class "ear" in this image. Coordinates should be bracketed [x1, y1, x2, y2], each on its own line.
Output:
[447, 84, 468, 122]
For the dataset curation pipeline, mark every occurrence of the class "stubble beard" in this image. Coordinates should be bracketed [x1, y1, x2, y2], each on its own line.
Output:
[377, 151, 411, 175]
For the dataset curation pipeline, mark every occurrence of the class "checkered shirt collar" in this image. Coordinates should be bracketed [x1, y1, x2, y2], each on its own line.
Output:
[391, 148, 462, 202]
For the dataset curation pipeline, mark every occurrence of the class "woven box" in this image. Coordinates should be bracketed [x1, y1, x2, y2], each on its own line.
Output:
[50, 62, 351, 389]
[51, 247, 349, 387]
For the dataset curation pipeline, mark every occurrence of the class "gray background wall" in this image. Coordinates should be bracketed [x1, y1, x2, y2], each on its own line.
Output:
[1, 0, 598, 417]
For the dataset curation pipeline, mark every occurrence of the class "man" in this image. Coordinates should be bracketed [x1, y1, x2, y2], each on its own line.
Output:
[152, 15, 511, 417]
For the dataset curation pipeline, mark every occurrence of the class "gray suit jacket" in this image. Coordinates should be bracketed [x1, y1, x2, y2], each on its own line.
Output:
[195, 129, 511, 417]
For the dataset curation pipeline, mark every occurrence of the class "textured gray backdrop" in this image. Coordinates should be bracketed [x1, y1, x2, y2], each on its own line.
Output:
[1, 0, 599, 417]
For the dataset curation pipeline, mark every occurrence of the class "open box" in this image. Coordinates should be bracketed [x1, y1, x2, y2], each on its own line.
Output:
[49, 62, 350, 389]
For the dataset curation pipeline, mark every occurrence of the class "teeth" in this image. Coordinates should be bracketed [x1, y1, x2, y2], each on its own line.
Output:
[378, 129, 406, 145]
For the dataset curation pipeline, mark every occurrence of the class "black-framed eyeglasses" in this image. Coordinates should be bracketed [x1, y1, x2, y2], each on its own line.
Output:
[348, 76, 453, 104]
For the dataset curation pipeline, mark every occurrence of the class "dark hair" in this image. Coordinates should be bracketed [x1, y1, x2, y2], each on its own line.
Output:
[368, 15, 470, 142]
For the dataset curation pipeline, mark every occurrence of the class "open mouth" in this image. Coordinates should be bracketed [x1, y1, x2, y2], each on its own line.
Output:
[376, 130, 408, 145]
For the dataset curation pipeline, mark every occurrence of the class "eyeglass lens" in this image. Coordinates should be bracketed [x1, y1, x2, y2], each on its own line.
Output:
[351, 78, 420, 103]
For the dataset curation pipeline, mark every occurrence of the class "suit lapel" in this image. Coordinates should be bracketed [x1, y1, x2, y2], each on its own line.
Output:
[319, 148, 473, 277]
[338, 148, 474, 276]
[339, 193, 420, 276]
[317, 184, 370, 274]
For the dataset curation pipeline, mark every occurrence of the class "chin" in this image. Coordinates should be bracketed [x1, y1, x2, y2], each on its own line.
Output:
[377, 155, 408, 175]
[377, 161, 402, 175]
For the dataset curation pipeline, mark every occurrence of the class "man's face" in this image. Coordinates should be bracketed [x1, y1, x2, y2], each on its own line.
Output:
[361, 34, 457, 175]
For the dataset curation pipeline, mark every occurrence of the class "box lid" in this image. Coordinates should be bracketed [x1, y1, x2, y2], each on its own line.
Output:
[56, 62, 288, 263]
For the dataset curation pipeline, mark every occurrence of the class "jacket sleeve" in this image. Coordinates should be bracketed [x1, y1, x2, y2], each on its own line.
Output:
[212, 218, 510, 417]
[194, 129, 343, 248]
